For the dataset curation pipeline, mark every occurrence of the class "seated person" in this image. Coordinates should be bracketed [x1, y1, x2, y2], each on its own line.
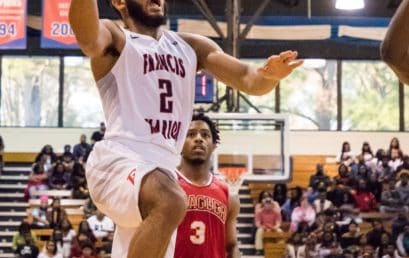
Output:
[12, 222, 38, 253]
[38, 240, 62, 258]
[254, 197, 282, 255]
[47, 198, 68, 229]
[48, 162, 70, 190]
[351, 179, 377, 212]
[29, 195, 51, 229]
[340, 221, 361, 248]
[380, 179, 408, 213]
[367, 220, 389, 248]
[72, 240, 98, 258]
[25, 163, 49, 200]
[290, 196, 316, 232]
[86, 210, 114, 240]
[281, 187, 303, 221]
[15, 233, 39, 258]
[312, 191, 333, 213]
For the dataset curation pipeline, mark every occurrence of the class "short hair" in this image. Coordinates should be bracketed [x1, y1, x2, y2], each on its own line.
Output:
[191, 113, 220, 144]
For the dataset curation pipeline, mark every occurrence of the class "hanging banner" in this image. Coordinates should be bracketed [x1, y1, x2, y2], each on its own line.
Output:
[41, 0, 78, 48]
[0, 0, 27, 49]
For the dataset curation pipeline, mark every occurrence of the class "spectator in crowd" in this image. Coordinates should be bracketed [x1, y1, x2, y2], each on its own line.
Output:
[77, 221, 96, 243]
[254, 197, 282, 255]
[351, 179, 377, 212]
[83, 198, 97, 219]
[72, 240, 98, 258]
[273, 183, 287, 206]
[38, 240, 63, 258]
[25, 163, 49, 200]
[340, 221, 361, 248]
[61, 218, 76, 258]
[367, 220, 389, 248]
[376, 153, 394, 182]
[361, 142, 374, 165]
[15, 233, 39, 258]
[297, 233, 318, 257]
[73, 135, 91, 162]
[376, 232, 396, 258]
[388, 137, 401, 155]
[395, 170, 409, 206]
[389, 148, 404, 173]
[90, 122, 105, 144]
[12, 222, 38, 253]
[291, 196, 316, 232]
[0, 134, 4, 174]
[255, 190, 274, 214]
[337, 141, 354, 167]
[29, 195, 51, 228]
[70, 233, 92, 258]
[309, 164, 331, 191]
[316, 231, 342, 258]
[60, 145, 75, 173]
[48, 198, 67, 229]
[284, 233, 303, 258]
[392, 213, 409, 242]
[71, 163, 89, 199]
[35, 145, 58, 171]
[282, 187, 303, 221]
[313, 191, 333, 213]
[48, 162, 70, 190]
[380, 179, 408, 213]
[380, 243, 402, 258]
[334, 164, 353, 187]
[396, 224, 409, 256]
[397, 155, 409, 174]
[87, 210, 114, 240]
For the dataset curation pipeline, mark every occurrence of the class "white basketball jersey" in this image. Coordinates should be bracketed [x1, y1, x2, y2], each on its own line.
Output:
[97, 28, 197, 163]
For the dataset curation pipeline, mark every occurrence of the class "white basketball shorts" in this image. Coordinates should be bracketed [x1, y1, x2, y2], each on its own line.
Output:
[86, 139, 178, 258]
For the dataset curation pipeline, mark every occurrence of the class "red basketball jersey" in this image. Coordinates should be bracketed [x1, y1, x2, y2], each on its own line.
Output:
[174, 172, 229, 258]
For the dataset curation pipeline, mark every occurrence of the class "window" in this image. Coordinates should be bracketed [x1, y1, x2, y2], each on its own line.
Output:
[342, 61, 399, 131]
[63, 57, 104, 127]
[0, 56, 59, 126]
[280, 59, 337, 130]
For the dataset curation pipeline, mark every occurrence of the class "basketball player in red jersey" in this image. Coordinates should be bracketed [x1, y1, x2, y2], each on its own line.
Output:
[381, 0, 409, 84]
[69, 0, 302, 257]
[175, 113, 240, 258]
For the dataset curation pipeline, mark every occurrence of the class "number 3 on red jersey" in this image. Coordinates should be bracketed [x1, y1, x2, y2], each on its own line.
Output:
[190, 221, 206, 245]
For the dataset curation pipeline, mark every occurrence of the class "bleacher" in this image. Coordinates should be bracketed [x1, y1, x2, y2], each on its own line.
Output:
[2, 150, 408, 258]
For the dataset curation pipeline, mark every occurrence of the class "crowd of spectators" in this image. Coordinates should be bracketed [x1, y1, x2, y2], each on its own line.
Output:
[254, 137, 409, 257]
[10, 125, 112, 258]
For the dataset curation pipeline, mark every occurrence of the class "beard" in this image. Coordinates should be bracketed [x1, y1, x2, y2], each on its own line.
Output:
[126, 0, 167, 28]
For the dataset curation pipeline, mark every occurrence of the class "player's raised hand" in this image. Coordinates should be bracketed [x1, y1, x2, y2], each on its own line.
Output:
[257, 50, 303, 81]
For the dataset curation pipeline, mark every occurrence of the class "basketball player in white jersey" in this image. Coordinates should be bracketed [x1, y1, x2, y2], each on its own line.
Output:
[381, 0, 409, 84]
[69, 1, 302, 258]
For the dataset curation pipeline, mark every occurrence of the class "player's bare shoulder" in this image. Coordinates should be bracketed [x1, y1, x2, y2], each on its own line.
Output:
[177, 32, 222, 70]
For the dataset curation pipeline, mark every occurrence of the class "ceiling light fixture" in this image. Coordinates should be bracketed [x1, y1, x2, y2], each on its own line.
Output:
[335, 0, 365, 10]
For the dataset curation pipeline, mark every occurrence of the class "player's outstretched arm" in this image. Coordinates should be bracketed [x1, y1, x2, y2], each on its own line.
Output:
[69, 0, 123, 58]
[381, 0, 409, 84]
[180, 33, 303, 96]
[226, 195, 241, 258]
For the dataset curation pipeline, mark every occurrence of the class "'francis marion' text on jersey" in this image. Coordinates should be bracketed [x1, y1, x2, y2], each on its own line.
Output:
[96, 29, 197, 160]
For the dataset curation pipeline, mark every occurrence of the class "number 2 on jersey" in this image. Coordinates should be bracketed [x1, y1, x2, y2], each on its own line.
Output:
[159, 79, 173, 113]
[190, 221, 206, 245]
